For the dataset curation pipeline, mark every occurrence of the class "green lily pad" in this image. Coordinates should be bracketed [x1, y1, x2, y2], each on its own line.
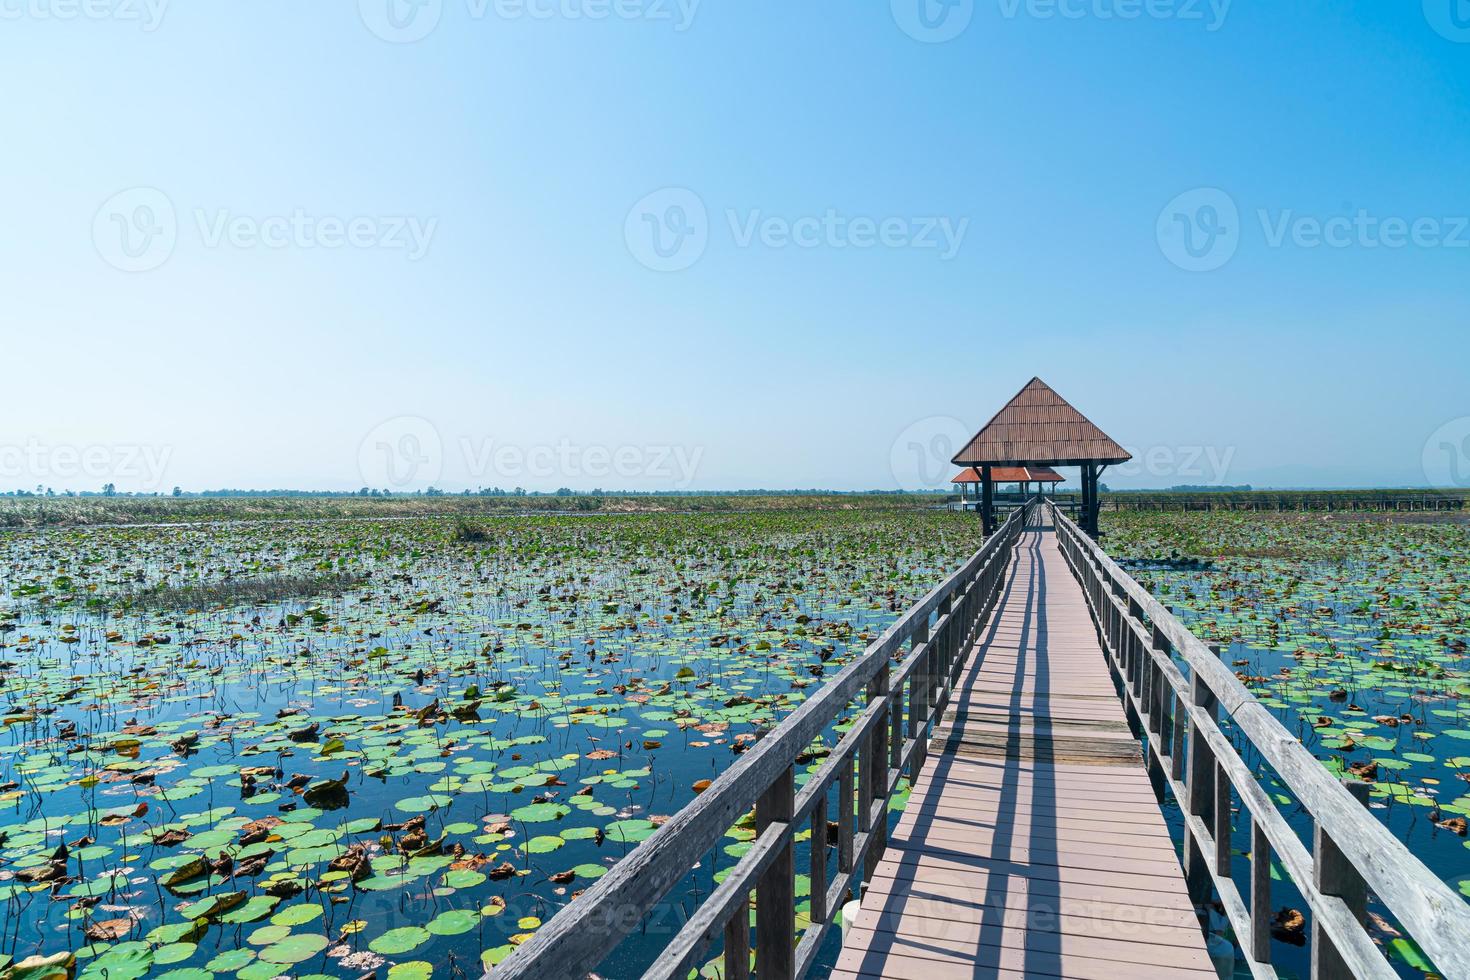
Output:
[426, 909, 478, 936]
[259, 933, 330, 965]
[369, 926, 432, 955]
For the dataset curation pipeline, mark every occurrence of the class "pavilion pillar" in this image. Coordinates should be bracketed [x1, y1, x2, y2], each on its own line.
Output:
[1076, 467, 1085, 528]
[1082, 463, 1098, 538]
[1084, 463, 1101, 538]
[981, 464, 994, 535]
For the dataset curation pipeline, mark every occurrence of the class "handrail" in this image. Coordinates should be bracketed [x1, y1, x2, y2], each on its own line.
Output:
[493, 499, 1036, 980]
[1046, 500, 1470, 980]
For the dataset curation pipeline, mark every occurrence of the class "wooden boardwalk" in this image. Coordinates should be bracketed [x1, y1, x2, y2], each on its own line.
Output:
[835, 522, 1216, 979]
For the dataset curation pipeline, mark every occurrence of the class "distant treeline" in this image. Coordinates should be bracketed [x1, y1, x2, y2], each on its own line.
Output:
[3, 487, 1465, 529]
[1, 487, 932, 499]
[0, 491, 951, 528]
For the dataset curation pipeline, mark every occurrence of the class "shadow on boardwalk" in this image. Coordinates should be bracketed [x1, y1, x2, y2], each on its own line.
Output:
[833, 523, 1215, 980]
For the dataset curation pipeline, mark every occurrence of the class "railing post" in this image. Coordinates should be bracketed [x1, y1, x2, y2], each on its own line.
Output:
[809, 793, 828, 927]
[1143, 614, 1166, 786]
[725, 898, 750, 980]
[1184, 663, 1218, 903]
[889, 678, 903, 775]
[952, 581, 964, 690]
[1214, 757, 1232, 876]
[837, 761, 854, 876]
[755, 765, 795, 978]
[941, 592, 955, 705]
[1311, 780, 1371, 980]
[910, 613, 932, 774]
[1250, 816, 1271, 967]
[864, 663, 890, 882]
[1169, 697, 1186, 783]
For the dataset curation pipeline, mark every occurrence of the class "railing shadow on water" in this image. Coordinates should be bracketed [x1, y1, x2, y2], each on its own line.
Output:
[1047, 500, 1470, 980]
[490, 502, 1037, 980]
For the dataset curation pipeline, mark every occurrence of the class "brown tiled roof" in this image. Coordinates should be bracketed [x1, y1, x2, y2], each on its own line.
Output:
[951, 466, 1064, 485]
[951, 378, 1131, 467]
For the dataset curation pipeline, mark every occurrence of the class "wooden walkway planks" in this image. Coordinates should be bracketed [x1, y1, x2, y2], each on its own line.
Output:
[834, 522, 1215, 979]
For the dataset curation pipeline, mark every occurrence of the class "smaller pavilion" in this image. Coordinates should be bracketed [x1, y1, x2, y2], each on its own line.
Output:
[951, 465, 1063, 503]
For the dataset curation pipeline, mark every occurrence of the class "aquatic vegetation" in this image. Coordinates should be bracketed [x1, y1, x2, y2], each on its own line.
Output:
[0, 510, 977, 980]
[1104, 511, 1470, 977]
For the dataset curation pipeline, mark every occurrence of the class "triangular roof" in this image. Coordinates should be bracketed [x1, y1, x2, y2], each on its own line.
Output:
[951, 466, 1064, 484]
[951, 378, 1131, 468]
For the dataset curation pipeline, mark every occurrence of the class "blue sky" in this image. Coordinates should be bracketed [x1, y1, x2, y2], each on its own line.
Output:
[2, 0, 1468, 493]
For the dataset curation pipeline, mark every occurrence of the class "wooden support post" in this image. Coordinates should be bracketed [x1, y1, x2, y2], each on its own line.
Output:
[1169, 689, 1186, 781]
[1079, 465, 1090, 535]
[1214, 759, 1232, 875]
[1311, 780, 1371, 980]
[1184, 659, 1218, 903]
[981, 464, 994, 536]
[889, 680, 903, 776]
[724, 897, 750, 980]
[1250, 817, 1271, 966]
[939, 593, 955, 703]
[755, 766, 795, 979]
[865, 663, 891, 881]
[1087, 463, 1101, 536]
[809, 793, 828, 926]
[837, 761, 854, 876]
[1145, 618, 1166, 788]
[911, 611, 934, 774]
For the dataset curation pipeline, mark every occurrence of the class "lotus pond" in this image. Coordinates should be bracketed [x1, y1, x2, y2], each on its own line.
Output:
[0, 510, 982, 980]
[1103, 511, 1470, 978]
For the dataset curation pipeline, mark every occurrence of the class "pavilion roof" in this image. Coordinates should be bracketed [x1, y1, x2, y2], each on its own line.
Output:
[951, 465, 1064, 485]
[951, 377, 1131, 467]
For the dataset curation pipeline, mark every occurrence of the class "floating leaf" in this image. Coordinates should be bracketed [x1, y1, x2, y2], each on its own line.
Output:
[425, 909, 478, 936]
[259, 933, 330, 965]
[368, 926, 432, 955]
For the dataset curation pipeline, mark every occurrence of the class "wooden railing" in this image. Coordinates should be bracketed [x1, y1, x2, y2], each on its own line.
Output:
[1049, 500, 1470, 980]
[493, 501, 1035, 980]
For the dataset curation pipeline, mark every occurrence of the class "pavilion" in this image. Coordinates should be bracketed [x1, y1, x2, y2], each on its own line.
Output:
[951, 465, 1063, 502]
[950, 377, 1131, 537]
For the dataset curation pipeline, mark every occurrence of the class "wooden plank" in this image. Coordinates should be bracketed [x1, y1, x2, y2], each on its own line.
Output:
[862, 871, 1203, 929]
[866, 863, 1199, 916]
[889, 820, 1183, 861]
[837, 927, 1214, 980]
[843, 915, 1217, 970]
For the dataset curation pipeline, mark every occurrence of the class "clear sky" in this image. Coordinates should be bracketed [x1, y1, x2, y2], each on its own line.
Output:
[3, 0, 1468, 493]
